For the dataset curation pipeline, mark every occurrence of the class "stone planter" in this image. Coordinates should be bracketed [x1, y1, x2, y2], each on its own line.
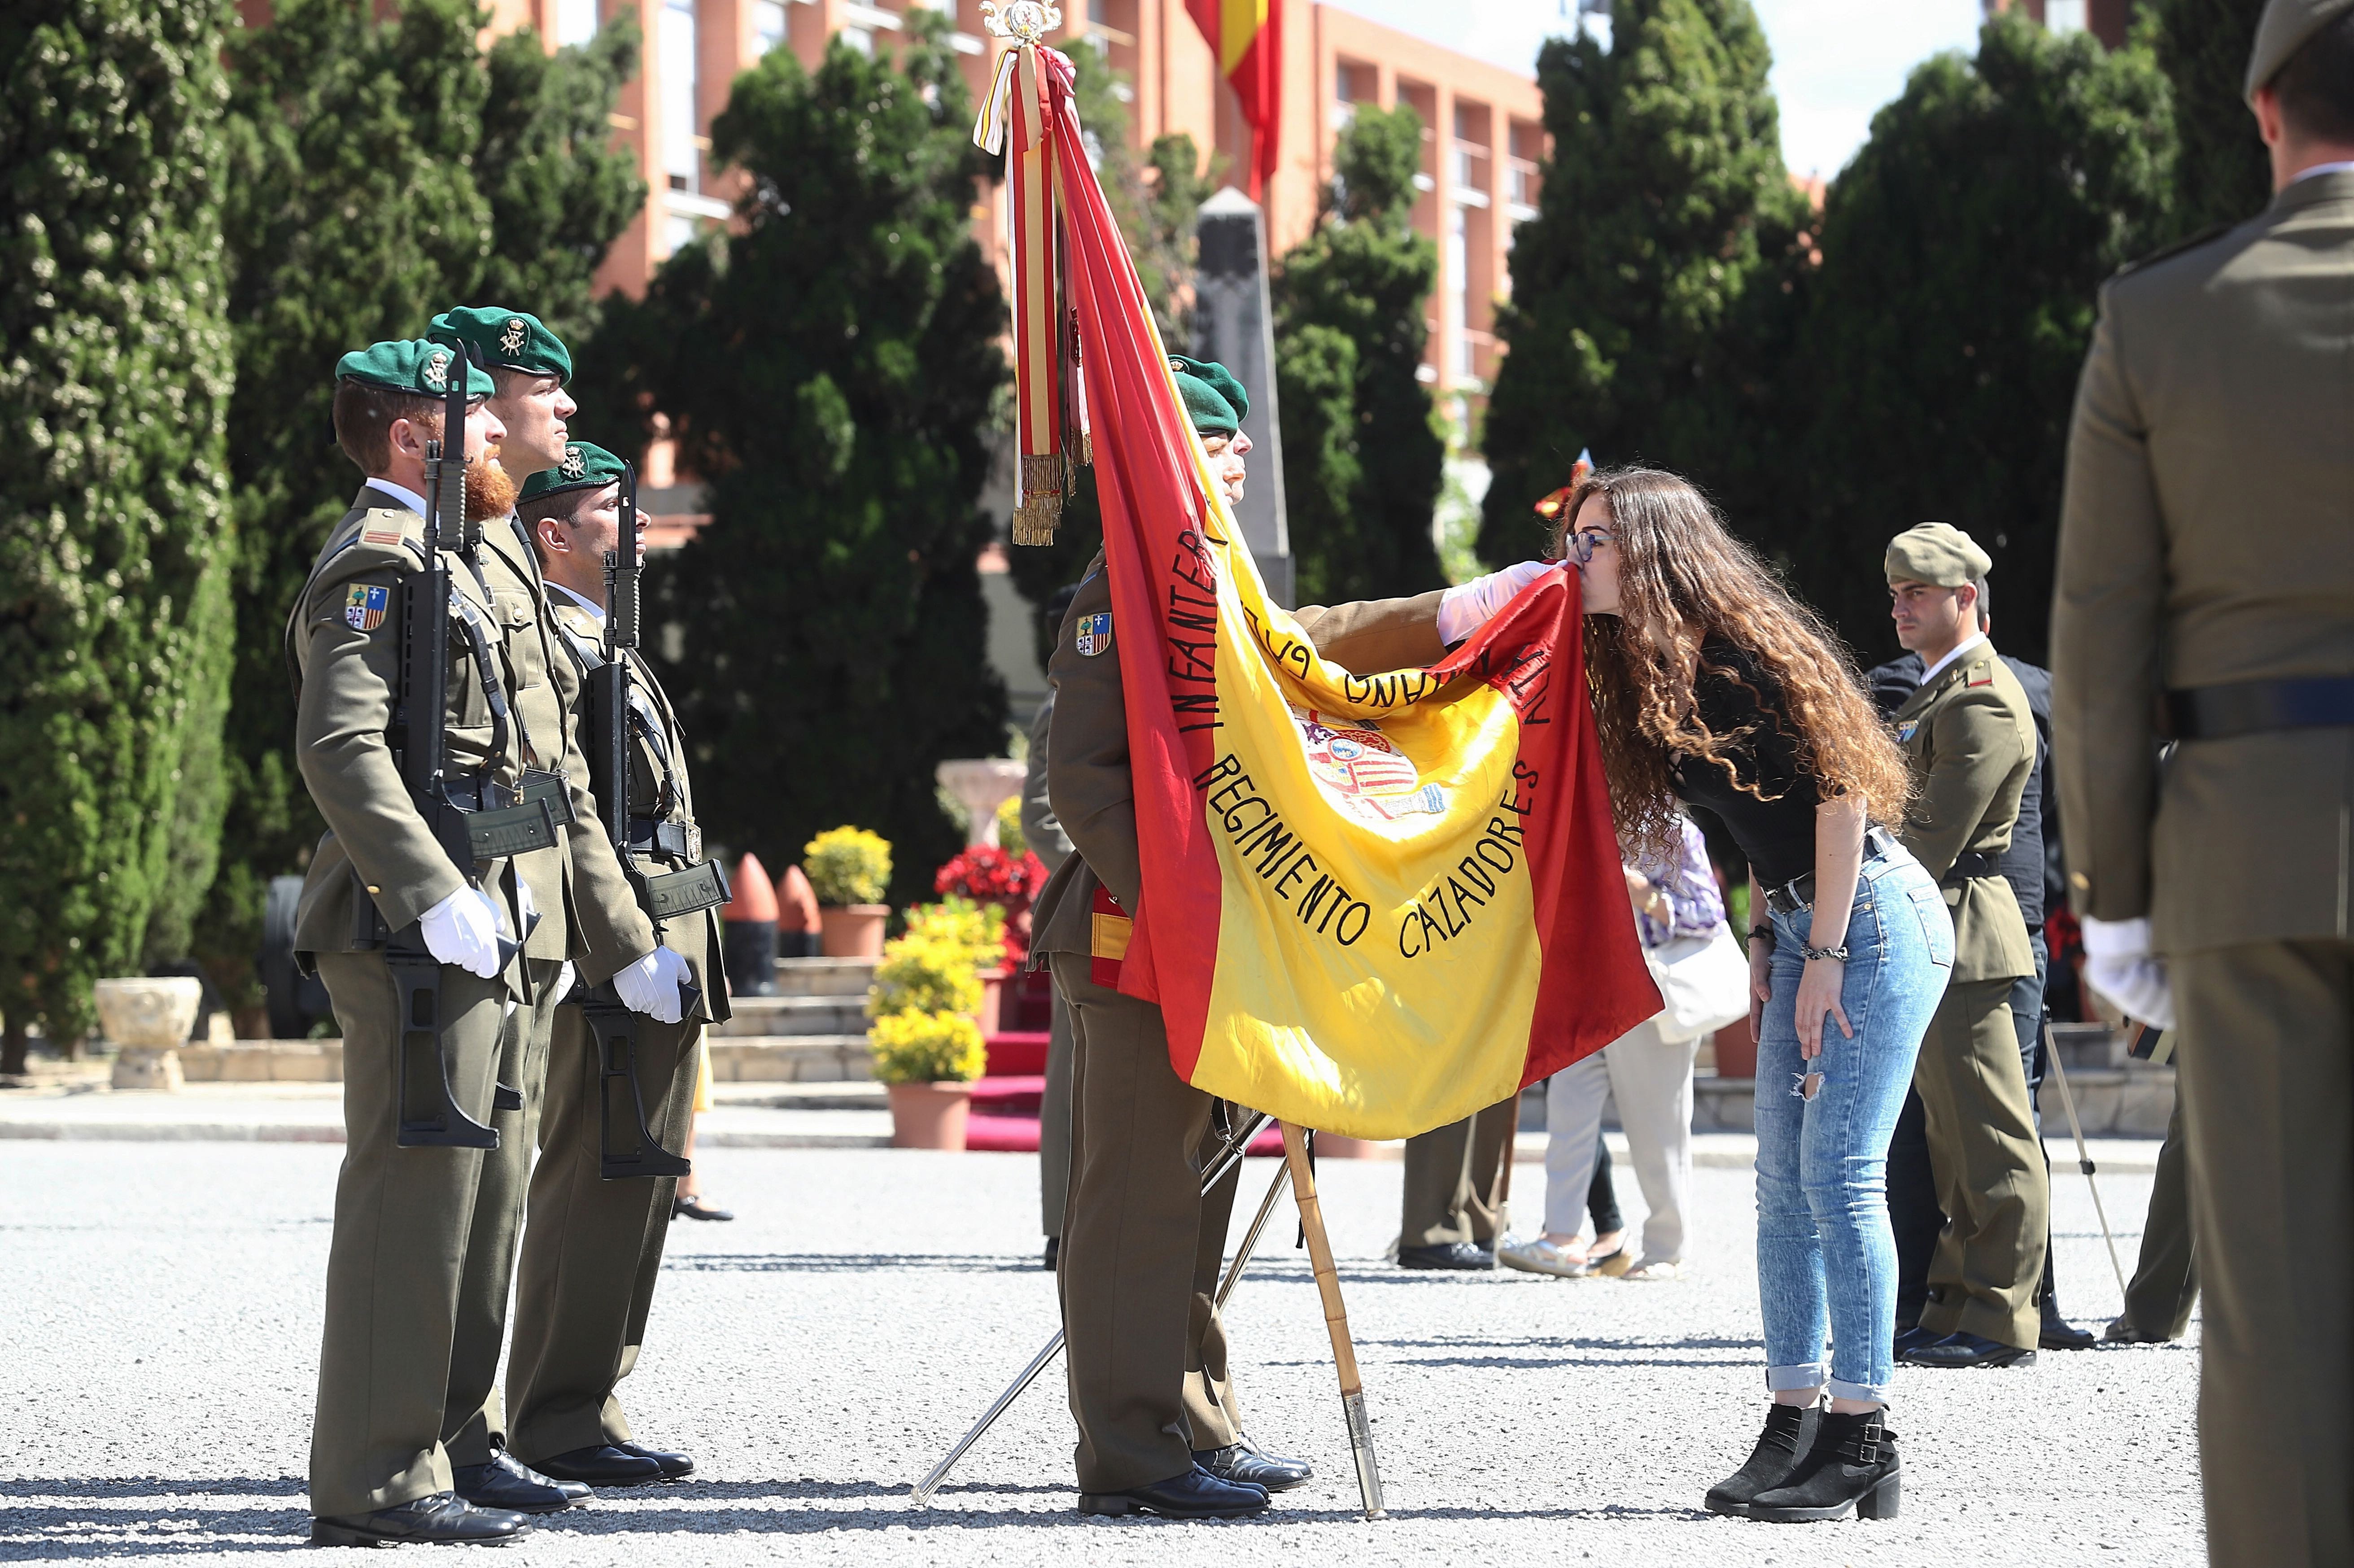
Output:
[819, 904, 889, 959]
[977, 968, 1010, 1035]
[94, 976, 203, 1093]
[887, 1080, 974, 1150]
[936, 758, 1030, 848]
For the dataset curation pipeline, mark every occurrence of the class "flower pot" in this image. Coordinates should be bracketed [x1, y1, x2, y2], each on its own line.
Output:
[888, 1080, 974, 1150]
[95, 977, 201, 1093]
[977, 968, 1009, 1035]
[819, 904, 889, 959]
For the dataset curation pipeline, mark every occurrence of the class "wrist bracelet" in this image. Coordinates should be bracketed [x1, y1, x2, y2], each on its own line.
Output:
[1803, 943, 1849, 963]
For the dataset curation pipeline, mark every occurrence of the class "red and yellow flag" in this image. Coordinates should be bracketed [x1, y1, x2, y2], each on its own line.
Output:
[1186, 0, 1281, 198]
[997, 49, 1659, 1140]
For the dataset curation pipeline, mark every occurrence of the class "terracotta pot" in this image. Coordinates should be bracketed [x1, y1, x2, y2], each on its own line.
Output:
[819, 904, 889, 959]
[888, 1080, 974, 1150]
[1712, 1018, 1757, 1081]
[977, 969, 1009, 1036]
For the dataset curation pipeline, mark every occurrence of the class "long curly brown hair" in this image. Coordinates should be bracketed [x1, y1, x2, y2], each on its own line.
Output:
[1553, 467, 1911, 863]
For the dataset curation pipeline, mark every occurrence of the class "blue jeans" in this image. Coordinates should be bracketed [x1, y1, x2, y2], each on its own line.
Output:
[1753, 844, 1953, 1403]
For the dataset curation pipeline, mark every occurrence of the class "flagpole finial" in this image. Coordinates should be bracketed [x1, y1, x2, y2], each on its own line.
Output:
[980, 1, 1060, 43]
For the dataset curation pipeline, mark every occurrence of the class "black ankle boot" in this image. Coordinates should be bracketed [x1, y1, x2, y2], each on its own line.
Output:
[1747, 1407, 1900, 1522]
[1703, 1402, 1819, 1516]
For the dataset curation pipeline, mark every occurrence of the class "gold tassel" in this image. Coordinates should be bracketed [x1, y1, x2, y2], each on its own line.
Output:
[1012, 452, 1066, 545]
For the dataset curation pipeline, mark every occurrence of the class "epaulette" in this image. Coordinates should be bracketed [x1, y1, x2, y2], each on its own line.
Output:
[2113, 220, 2236, 280]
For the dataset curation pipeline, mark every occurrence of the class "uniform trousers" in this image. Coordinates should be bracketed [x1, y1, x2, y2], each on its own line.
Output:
[441, 957, 562, 1468]
[1400, 1096, 1519, 1249]
[309, 951, 509, 1518]
[1914, 975, 2050, 1350]
[2121, 1078, 2197, 1341]
[1038, 988, 1076, 1240]
[507, 997, 703, 1462]
[1048, 954, 1243, 1493]
[2174, 939, 2353, 1568]
[1540, 1019, 1698, 1264]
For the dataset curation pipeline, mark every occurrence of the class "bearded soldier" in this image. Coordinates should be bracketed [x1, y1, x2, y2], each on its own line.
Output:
[1034, 356, 1548, 1519]
[502, 441, 727, 1486]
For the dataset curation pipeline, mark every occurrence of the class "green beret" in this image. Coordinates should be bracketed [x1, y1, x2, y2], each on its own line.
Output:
[428, 305, 574, 382]
[1885, 521, 1992, 588]
[2248, 0, 2354, 96]
[335, 339, 494, 400]
[1169, 354, 1247, 437]
[518, 441, 627, 504]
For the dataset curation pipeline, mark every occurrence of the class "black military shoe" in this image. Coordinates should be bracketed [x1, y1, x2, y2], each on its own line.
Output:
[1397, 1242, 1494, 1271]
[1703, 1401, 1819, 1517]
[673, 1194, 734, 1222]
[1748, 1408, 1901, 1522]
[1900, 1330, 2036, 1368]
[453, 1449, 583, 1513]
[616, 1440, 694, 1480]
[532, 1444, 668, 1486]
[1194, 1443, 1312, 1492]
[1078, 1465, 1269, 1520]
[1890, 1324, 1943, 1358]
[2040, 1315, 2098, 1351]
[310, 1491, 530, 1546]
[2102, 1315, 2172, 1345]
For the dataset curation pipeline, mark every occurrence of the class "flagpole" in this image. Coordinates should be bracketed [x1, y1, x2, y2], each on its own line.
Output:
[1281, 1122, 1386, 1520]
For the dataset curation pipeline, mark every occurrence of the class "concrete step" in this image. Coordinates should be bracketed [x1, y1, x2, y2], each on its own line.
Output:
[711, 995, 867, 1039]
[706, 1035, 873, 1083]
[763, 957, 878, 998]
[714, 1079, 887, 1112]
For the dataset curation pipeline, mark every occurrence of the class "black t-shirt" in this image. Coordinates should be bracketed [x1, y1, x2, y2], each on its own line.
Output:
[1668, 638, 1821, 888]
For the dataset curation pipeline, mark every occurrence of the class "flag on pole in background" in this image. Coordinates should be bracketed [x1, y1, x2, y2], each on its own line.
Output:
[1185, 0, 1281, 198]
[979, 41, 1659, 1140]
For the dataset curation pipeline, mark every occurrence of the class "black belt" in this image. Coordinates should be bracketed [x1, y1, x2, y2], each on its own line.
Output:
[2169, 676, 2354, 741]
[1763, 827, 1902, 917]
[1944, 849, 2000, 883]
[629, 816, 702, 865]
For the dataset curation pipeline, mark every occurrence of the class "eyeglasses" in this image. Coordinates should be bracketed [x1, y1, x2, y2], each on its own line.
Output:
[1568, 528, 1616, 567]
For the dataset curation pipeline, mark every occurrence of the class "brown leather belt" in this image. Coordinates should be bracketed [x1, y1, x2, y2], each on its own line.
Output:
[2170, 676, 2354, 741]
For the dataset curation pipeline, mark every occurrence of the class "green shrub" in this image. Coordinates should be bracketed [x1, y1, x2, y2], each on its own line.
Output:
[866, 933, 984, 1020]
[869, 1009, 986, 1084]
[803, 826, 891, 906]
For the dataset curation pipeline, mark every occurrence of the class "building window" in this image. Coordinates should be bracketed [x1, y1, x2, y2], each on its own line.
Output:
[2044, 0, 2087, 31]
[661, 0, 699, 194]
[753, 0, 787, 52]
[554, 0, 598, 47]
[666, 213, 699, 255]
[1446, 206, 1470, 381]
[842, 24, 874, 54]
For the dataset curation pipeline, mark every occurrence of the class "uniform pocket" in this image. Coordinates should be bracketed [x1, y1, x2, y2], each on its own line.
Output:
[1907, 881, 1954, 968]
[499, 598, 546, 690]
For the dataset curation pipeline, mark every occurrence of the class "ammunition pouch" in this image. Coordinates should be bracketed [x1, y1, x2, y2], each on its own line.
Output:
[642, 859, 731, 922]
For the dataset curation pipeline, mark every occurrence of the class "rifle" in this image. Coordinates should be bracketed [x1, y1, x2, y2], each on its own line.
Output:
[579, 457, 705, 1179]
[384, 338, 557, 1149]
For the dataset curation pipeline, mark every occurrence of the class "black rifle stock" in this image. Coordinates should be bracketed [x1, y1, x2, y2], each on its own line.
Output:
[586, 458, 694, 1180]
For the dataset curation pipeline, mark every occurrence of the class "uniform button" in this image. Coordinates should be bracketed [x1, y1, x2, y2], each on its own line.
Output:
[2069, 872, 2090, 891]
[366, 885, 381, 895]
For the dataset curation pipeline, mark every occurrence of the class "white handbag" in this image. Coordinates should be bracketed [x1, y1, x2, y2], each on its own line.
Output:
[1643, 922, 1753, 1044]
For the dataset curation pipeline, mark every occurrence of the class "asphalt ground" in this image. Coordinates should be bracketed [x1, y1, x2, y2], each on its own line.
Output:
[0, 1140, 2200, 1565]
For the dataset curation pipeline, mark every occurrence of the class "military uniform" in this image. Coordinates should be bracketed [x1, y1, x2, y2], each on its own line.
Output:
[1018, 687, 1079, 1247]
[1887, 523, 2048, 1354]
[1032, 546, 1445, 1495]
[504, 446, 729, 1467]
[2053, 4, 2354, 1552]
[293, 344, 652, 1523]
[1399, 1097, 1518, 1251]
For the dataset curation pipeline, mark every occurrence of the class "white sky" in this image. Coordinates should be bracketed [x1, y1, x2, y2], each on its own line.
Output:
[1328, 0, 1987, 182]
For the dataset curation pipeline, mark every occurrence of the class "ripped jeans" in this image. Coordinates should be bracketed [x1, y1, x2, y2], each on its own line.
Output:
[1753, 843, 1952, 1403]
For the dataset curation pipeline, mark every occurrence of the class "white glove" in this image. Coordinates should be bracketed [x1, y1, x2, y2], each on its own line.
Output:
[2080, 915, 2175, 1031]
[553, 960, 577, 1005]
[1436, 560, 1555, 645]
[419, 887, 505, 980]
[613, 946, 691, 1024]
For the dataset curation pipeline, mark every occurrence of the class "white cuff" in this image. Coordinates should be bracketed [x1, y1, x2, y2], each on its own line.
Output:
[2079, 915, 2152, 961]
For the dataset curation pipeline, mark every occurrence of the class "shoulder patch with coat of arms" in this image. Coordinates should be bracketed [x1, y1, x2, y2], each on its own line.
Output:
[345, 584, 390, 632]
[1074, 611, 1112, 657]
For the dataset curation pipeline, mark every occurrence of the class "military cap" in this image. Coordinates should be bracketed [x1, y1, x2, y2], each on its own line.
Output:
[335, 339, 495, 400]
[2248, 0, 2354, 97]
[1885, 521, 1992, 588]
[1169, 354, 1248, 436]
[519, 441, 626, 504]
[428, 306, 574, 382]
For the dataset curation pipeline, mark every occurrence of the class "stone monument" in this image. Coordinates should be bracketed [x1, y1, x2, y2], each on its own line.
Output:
[936, 758, 1030, 849]
[1192, 186, 1293, 606]
[95, 976, 202, 1092]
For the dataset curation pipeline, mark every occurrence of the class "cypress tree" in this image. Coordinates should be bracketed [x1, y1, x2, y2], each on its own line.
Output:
[1783, 12, 2174, 665]
[2143, 0, 2271, 235]
[1477, 0, 1809, 571]
[1271, 103, 1446, 605]
[0, 0, 236, 1052]
[201, 0, 642, 1013]
[579, 16, 1009, 905]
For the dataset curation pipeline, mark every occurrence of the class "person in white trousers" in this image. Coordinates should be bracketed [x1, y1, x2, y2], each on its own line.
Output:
[1504, 814, 1729, 1280]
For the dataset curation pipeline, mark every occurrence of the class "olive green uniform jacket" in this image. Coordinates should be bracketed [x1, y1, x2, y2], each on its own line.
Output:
[1892, 643, 2039, 984]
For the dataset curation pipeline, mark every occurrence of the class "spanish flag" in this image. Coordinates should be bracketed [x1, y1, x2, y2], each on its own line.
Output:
[1186, 0, 1280, 198]
[999, 49, 1659, 1140]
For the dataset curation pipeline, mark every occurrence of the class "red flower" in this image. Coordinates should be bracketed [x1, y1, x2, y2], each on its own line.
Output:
[934, 846, 1047, 907]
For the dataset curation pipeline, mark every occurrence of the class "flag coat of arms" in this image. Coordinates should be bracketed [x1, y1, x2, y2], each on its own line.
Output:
[999, 48, 1660, 1140]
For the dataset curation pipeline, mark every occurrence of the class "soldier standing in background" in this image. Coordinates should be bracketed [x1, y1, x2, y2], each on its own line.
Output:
[1880, 524, 2049, 1370]
[506, 441, 725, 1486]
[2053, 4, 2354, 1560]
[1025, 583, 1079, 1270]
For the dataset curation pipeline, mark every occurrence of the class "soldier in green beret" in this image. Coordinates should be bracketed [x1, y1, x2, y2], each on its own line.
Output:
[2053, 3, 2354, 1558]
[417, 308, 698, 1496]
[500, 443, 725, 1486]
[1879, 523, 2049, 1370]
[295, 340, 595, 1545]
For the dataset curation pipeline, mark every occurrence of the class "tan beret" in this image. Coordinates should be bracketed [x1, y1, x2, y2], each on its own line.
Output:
[2248, 0, 2354, 98]
[1885, 522, 1992, 588]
